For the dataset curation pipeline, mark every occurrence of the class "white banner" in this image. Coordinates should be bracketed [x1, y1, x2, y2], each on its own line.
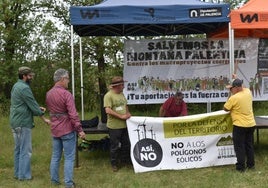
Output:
[123, 38, 261, 104]
[127, 110, 236, 173]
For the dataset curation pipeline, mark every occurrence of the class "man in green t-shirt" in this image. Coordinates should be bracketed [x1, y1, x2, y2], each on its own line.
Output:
[104, 76, 131, 172]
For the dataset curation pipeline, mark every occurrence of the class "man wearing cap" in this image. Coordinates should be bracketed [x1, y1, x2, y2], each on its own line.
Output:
[104, 76, 131, 172]
[10, 66, 50, 181]
[159, 91, 188, 117]
[223, 75, 256, 172]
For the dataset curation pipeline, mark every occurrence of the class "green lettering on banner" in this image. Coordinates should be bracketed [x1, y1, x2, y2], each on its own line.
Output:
[163, 113, 232, 138]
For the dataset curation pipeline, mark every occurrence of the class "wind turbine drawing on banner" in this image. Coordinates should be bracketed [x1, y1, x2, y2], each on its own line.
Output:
[148, 126, 155, 139]
[134, 119, 147, 140]
[134, 119, 157, 141]
[138, 119, 147, 139]
[134, 128, 141, 141]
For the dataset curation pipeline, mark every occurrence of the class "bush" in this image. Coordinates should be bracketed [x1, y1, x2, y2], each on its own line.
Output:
[0, 94, 10, 117]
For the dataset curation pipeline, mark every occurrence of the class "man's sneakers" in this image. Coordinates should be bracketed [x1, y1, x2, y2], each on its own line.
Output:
[65, 182, 76, 188]
[18, 177, 33, 181]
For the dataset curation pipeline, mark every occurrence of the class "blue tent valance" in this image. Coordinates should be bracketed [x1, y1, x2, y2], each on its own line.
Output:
[70, 0, 230, 36]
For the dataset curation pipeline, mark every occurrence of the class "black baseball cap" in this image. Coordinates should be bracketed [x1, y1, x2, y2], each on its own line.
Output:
[226, 79, 243, 89]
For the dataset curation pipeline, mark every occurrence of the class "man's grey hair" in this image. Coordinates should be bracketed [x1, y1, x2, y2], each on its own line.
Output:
[53, 68, 69, 82]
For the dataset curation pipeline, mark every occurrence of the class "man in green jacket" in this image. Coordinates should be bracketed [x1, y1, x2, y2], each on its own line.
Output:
[10, 66, 50, 181]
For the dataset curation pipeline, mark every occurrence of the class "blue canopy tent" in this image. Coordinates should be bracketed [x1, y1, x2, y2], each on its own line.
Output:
[70, 0, 231, 168]
[69, 0, 230, 119]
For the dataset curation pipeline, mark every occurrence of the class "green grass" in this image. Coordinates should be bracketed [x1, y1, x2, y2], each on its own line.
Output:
[1, 115, 268, 188]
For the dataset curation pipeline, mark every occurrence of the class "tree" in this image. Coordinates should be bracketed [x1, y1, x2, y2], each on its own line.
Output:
[0, 0, 36, 99]
[201, 0, 249, 9]
[0, 0, 249, 116]
[56, 0, 126, 120]
[0, 0, 67, 102]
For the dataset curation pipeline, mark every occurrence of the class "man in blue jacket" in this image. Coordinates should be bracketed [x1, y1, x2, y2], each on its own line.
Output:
[10, 66, 50, 181]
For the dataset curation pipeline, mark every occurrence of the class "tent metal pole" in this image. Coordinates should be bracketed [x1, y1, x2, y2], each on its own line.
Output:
[231, 28, 235, 74]
[231, 28, 234, 75]
[206, 101, 211, 113]
[79, 38, 84, 120]
[71, 26, 75, 97]
[71, 26, 80, 169]
[228, 22, 234, 80]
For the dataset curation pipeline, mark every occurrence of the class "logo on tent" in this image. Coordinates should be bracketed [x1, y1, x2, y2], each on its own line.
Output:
[239, 13, 258, 23]
[80, 10, 100, 19]
[144, 8, 155, 18]
[189, 8, 222, 18]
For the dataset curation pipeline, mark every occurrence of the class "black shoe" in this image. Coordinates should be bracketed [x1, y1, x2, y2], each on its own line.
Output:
[51, 181, 61, 186]
[112, 165, 119, 172]
[236, 168, 245, 173]
[247, 166, 255, 170]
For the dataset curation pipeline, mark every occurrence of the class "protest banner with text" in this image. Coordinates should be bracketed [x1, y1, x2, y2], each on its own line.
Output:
[127, 110, 236, 173]
[123, 38, 261, 104]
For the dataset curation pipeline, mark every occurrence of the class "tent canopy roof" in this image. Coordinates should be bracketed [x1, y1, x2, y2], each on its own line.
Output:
[70, 0, 230, 36]
[209, 26, 268, 38]
[230, 0, 268, 29]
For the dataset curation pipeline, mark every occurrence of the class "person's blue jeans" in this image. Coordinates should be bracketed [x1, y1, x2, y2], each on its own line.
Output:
[50, 131, 76, 187]
[12, 127, 32, 180]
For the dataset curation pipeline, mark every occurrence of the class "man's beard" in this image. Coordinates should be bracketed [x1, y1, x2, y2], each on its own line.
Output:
[26, 78, 32, 84]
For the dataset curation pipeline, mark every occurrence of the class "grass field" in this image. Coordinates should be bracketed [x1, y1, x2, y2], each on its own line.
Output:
[1, 114, 268, 188]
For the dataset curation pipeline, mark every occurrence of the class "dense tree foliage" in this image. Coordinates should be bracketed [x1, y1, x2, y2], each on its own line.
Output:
[0, 0, 123, 115]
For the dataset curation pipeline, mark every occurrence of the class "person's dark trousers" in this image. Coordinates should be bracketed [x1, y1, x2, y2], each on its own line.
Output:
[233, 125, 255, 171]
[108, 128, 131, 166]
